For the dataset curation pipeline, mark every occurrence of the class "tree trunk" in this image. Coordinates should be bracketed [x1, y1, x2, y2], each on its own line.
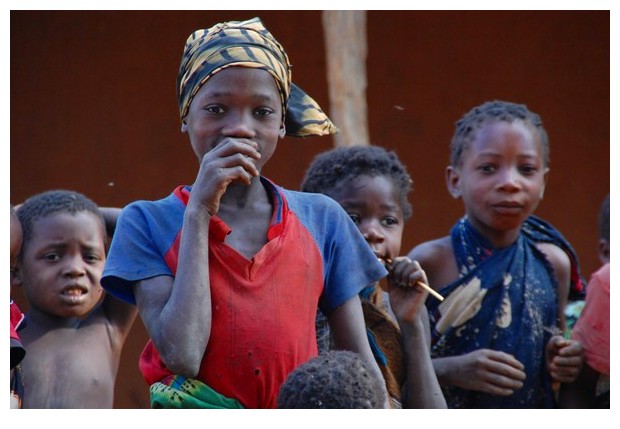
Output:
[322, 10, 369, 147]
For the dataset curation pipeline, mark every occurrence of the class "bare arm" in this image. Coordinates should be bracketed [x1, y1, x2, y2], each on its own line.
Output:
[134, 207, 212, 377]
[99, 206, 138, 345]
[399, 308, 447, 408]
[101, 292, 139, 349]
[327, 295, 390, 408]
[99, 207, 122, 240]
[386, 256, 446, 408]
[132, 138, 261, 377]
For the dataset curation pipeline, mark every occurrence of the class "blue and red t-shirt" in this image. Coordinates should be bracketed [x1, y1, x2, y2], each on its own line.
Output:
[101, 178, 386, 408]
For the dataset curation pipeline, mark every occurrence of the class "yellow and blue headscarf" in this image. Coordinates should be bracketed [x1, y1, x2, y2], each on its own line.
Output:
[177, 17, 338, 137]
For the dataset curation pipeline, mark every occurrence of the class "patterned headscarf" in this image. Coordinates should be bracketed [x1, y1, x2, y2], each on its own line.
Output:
[177, 17, 338, 137]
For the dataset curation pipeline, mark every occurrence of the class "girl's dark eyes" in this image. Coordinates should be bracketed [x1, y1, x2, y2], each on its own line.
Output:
[254, 107, 274, 117]
[40, 251, 102, 263]
[204, 105, 225, 114]
[519, 165, 538, 174]
[202, 105, 275, 117]
[42, 253, 61, 262]
[84, 253, 102, 263]
[382, 217, 399, 227]
[477, 163, 539, 175]
[347, 213, 399, 227]
[478, 164, 496, 173]
[348, 213, 361, 224]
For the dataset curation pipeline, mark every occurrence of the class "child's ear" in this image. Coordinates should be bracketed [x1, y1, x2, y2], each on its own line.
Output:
[279, 123, 286, 138]
[446, 166, 462, 199]
[181, 121, 188, 133]
[11, 265, 23, 289]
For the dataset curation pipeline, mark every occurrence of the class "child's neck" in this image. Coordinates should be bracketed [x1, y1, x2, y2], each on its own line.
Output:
[467, 217, 522, 250]
[221, 175, 260, 200]
[218, 178, 274, 259]
[24, 308, 84, 338]
[220, 176, 270, 211]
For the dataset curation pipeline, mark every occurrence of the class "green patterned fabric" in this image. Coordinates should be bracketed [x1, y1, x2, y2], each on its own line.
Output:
[150, 375, 244, 409]
[177, 17, 338, 137]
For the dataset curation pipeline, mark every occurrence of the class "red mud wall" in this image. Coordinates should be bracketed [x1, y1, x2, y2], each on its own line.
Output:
[10, 11, 609, 408]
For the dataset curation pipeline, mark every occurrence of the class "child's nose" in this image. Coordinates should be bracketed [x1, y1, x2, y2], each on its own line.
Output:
[361, 220, 385, 243]
[62, 254, 86, 277]
[497, 167, 522, 191]
[222, 111, 256, 138]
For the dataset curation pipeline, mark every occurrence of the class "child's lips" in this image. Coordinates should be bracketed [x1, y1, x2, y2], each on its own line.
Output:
[493, 201, 523, 214]
[61, 285, 88, 304]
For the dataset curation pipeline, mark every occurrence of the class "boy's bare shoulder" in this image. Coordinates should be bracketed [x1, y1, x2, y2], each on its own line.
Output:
[408, 236, 453, 265]
[407, 236, 458, 290]
[535, 241, 571, 289]
[535, 241, 571, 271]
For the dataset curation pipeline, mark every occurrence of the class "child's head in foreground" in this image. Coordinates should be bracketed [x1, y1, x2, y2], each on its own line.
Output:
[301, 145, 413, 260]
[446, 100, 550, 234]
[15, 190, 106, 319]
[277, 350, 385, 409]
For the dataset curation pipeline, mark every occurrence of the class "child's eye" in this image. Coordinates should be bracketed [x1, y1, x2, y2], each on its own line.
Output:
[42, 253, 61, 262]
[519, 165, 538, 175]
[478, 164, 496, 173]
[254, 107, 274, 118]
[347, 213, 361, 224]
[204, 105, 225, 114]
[382, 217, 399, 227]
[84, 253, 103, 264]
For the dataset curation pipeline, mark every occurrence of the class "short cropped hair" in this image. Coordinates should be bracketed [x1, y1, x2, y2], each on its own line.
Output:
[277, 350, 385, 409]
[450, 100, 550, 167]
[17, 190, 105, 251]
[301, 145, 413, 221]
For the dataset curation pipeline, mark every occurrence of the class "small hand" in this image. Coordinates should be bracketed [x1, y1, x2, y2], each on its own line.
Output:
[446, 349, 526, 396]
[384, 257, 429, 324]
[190, 138, 261, 215]
[546, 336, 583, 383]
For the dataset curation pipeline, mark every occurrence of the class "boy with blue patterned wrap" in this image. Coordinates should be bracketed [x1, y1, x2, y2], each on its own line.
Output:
[408, 100, 584, 408]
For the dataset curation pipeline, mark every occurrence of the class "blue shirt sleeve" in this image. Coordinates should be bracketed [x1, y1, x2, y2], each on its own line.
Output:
[101, 198, 181, 305]
[283, 189, 388, 314]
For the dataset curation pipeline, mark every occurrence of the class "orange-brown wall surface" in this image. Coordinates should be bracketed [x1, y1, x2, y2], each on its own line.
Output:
[10, 10, 609, 408]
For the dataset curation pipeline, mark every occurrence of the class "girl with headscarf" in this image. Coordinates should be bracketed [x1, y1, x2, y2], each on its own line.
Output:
[101, 17, 389, 409]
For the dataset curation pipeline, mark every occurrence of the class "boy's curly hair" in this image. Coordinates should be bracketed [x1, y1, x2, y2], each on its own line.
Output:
[17, 189, 105, 252]
[277, 350, 385, 409]
[301, 145, 413, 221]
[450, 100, 550, 167]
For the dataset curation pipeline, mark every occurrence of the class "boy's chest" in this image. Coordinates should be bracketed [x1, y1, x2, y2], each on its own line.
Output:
[21, 323, 117, 407]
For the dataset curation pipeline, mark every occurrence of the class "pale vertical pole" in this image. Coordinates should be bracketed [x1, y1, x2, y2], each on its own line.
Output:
[322, 10, 369, 147]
